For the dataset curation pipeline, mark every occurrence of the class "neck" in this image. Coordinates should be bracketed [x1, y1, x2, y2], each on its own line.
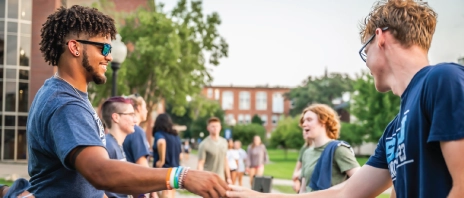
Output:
[135, 114, 142, 125]
[387, 47, 429, 96]
[313, 134, 332, 148]
[56, 66, 88, 93]
[210, 134, 219, 140]
[108, 128, 127, 145]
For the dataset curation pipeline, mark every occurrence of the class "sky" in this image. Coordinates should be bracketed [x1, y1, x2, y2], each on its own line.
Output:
[159, 0, 464, 87]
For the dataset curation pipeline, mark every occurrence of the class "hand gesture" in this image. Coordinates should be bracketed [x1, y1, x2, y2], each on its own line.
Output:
[183, 170, 230, 198]
[155, 161, 164, 168]
[226, 185, 265, 198]
[292, 180, 301, 193]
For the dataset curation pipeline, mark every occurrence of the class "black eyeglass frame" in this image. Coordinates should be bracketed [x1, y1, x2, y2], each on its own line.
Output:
[359, 27, 389, 62]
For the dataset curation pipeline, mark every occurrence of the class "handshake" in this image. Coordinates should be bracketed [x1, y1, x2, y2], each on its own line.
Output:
[183, 170, 267, 198]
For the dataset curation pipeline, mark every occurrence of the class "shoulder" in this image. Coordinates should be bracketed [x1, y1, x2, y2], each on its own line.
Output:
[425, 63, 464, 84]
[134, 125, 145, 134]
[334, 142, 354, 156]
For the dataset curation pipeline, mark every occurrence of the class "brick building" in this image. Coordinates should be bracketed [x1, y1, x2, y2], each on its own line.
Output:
[0, 0, 148, 162]
[202, 86, 292, 135]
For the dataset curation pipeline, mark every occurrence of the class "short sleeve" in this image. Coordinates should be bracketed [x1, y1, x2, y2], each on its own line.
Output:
[233, 150, 240, 160]
[122, 127, 150, 163]
[49, 104, 105, 170]
[366, 134, 388, 169]
[334, 146, 360, 173]
[154, 132, 166, 143]
[423, 64, 464, 142]
[198, 142, 206, 161]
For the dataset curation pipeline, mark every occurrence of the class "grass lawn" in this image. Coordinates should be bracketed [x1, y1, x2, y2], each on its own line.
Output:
[0, 179, 14, 186]
[264, 149, 370, 180]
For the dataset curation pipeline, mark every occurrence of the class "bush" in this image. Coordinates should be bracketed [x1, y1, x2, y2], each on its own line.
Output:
[270, 117, 304, 150]
[231, 124, 266, 146]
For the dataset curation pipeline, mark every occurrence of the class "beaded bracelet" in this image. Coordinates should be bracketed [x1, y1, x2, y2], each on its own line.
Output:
[165, 166, 190, 190]
[165, 168, 173, 190]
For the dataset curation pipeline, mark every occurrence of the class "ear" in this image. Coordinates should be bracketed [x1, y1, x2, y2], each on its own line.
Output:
[67, 40, 81, 57]
[111, 113, 120, 124]
[375, 28, 386, 49]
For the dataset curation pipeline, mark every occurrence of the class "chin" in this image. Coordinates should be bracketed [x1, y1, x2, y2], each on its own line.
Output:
[93, 74, 107, 84]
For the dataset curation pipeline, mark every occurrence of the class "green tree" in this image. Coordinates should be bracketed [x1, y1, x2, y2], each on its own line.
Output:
[167, 95, 224, 139]
[339, 122, 364, 147]
[231, 124, 267, 147]
[349, 70, 400, 143]
[286, 72, 354, 116]
[251, 114, 264, 125]
[89, 0, 228, 129]
[269, 117, 303, 159]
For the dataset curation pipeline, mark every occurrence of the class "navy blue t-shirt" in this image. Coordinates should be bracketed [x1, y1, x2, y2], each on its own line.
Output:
[367, 63, 464, 198]
[153, 131, 182, 168]
[105, 134, 128, 198]
[123, 125, 150, 163]
[27, 77, 106, 198]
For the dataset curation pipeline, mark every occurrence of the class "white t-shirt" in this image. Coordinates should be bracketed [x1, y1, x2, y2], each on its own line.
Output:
[227, 149, 240, 170]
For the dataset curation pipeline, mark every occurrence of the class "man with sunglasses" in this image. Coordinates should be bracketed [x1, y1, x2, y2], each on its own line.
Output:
[226, 0, 464, 198]
[24, 5, 229, 198]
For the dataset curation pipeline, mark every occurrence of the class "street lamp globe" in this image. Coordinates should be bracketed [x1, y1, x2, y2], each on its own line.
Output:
[111, 34, 128, 96]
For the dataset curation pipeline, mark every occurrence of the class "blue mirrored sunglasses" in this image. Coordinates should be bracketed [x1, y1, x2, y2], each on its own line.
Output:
[67, 40, 112, 56]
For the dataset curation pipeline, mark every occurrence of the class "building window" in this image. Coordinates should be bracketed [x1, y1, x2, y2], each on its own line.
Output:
[261, 115, 267, 125]
[238, 114, 244, 124]
[214, 89, 220, 100]
[207, 88, 213, 98]
[226, 114, 235, 124]
[0, 0, 31, 161]
[245, 114, 251, 124]
[256, 91, 267, 110]
[239, 91, 250, 110]
[222, 91, 234, 110]
[272, 115, 278, 125]
[272, 93, 284, 113]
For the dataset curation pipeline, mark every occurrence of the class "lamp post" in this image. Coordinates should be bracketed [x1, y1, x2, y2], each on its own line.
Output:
[111, 34, 127, 96]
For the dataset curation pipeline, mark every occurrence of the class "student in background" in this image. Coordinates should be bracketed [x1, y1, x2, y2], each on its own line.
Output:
[152, 113, 182, 198]
[246, 135, 269, 187]
[101, 96, 136, 198]
[123, 94, 157, 198]
[234, 140, 247, 186]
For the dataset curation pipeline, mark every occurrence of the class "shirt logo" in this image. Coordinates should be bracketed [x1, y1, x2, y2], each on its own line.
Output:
[385, 110, 415, 181]
[93, 113, 106, 146]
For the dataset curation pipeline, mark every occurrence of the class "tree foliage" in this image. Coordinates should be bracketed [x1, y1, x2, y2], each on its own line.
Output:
[231, 124, 267, 147]
[251, 115, 264, 125]
[269, 117, 303, 149]
[167, 95, 224, 139]
[89, 0, 229, 127]
[286, 72, 354, 116]
[349, 70, 400, 143]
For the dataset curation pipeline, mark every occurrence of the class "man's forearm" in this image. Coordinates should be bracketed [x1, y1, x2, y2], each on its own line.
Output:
[86, 160, 170, 194]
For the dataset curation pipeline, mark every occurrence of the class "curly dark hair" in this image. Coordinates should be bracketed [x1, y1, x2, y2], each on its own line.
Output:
[40, 5, 117, 66]
[153, 113, 178, 136]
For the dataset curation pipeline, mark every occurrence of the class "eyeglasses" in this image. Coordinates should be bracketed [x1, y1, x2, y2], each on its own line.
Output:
[67, 40, 112, 57]
[117, 112, 136, 118]
[359, 27, 389, 62]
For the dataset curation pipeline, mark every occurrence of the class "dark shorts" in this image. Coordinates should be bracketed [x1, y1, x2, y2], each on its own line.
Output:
[184, 149, 189, 153]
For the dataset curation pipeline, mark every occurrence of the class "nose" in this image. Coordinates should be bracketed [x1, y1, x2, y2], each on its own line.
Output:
[105, 52, 113, 62]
